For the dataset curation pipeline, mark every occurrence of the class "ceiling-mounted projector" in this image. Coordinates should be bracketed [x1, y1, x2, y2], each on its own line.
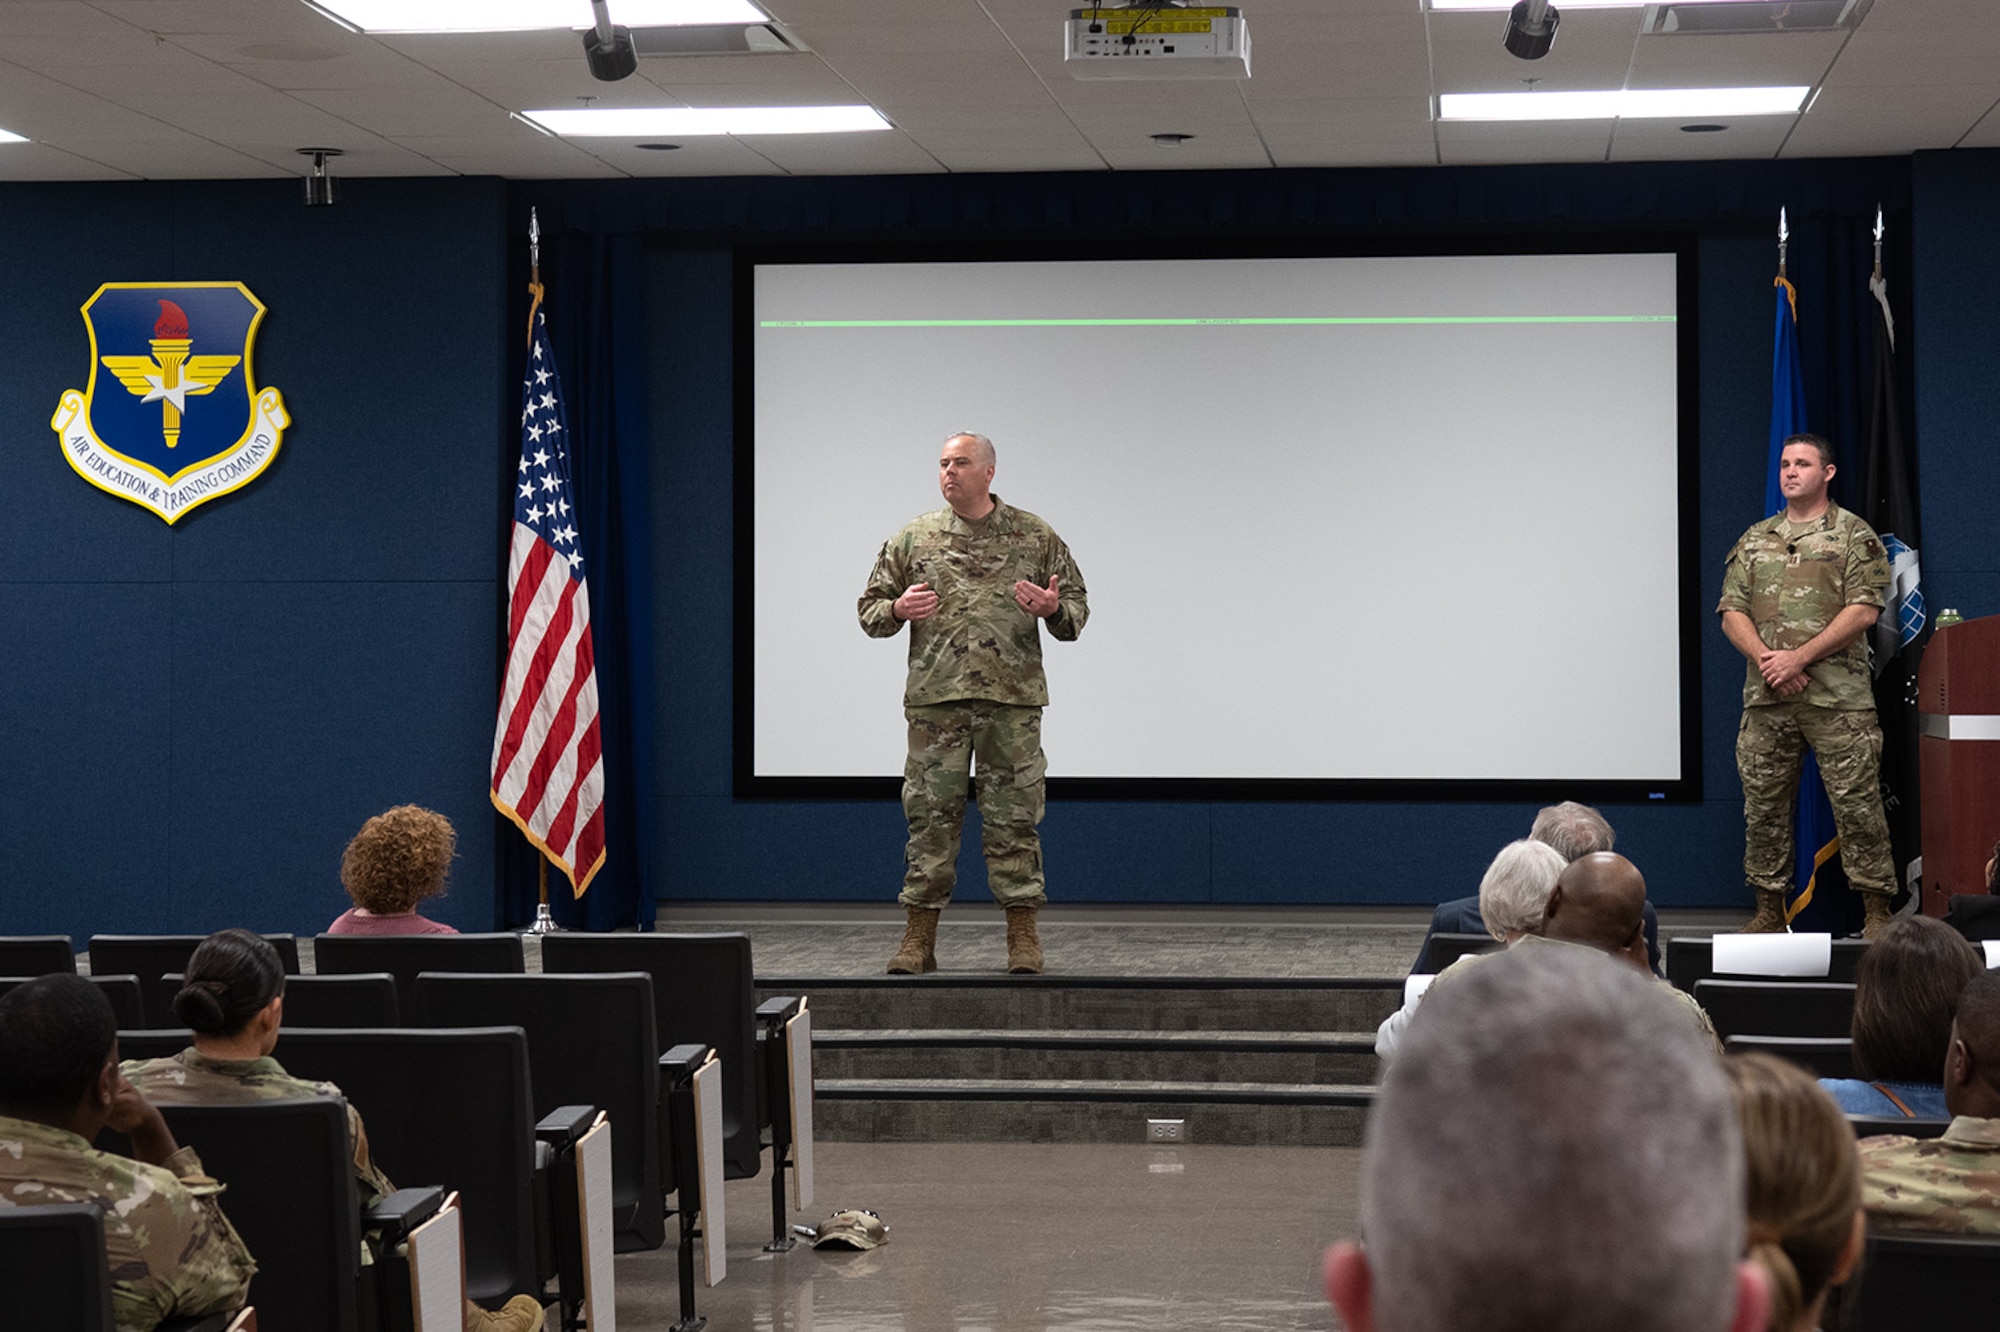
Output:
[1064, 5, 1250, 80]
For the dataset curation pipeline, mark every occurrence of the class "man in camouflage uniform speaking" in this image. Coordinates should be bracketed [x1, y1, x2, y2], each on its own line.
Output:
[860, 431, 1088, 975]
[1717, 432, 1895, 938]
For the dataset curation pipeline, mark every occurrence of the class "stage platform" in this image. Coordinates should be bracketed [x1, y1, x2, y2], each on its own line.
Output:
[660, 902, 1744, 1147]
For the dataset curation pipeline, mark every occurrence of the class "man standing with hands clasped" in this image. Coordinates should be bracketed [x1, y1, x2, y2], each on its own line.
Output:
[859, 431, 1088, 975]
[1717, 432, 1896, 938]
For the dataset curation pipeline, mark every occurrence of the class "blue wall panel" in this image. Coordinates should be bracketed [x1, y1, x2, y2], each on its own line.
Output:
[1, 177, 509, 944]
[1912, 150, 2000, 624]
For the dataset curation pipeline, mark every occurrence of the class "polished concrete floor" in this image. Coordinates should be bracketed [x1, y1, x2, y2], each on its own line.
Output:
[612, 1139, 1362, 1332]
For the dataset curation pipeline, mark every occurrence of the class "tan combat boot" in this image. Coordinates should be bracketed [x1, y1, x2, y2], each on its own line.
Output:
[1005, 905, 1044, 975]
[465, 1294, 545, 1332]
[1860, 891, 1895, 941]
[1739, 889, 1788, 933]
[886, 906, 941, 974]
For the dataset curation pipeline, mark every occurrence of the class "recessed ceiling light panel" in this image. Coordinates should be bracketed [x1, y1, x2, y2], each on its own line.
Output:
[1428, 0, 1765, 9]
[519, 105, 891, 136]
[304, 0, 766, 35]
[1438, 86, 1808, 121]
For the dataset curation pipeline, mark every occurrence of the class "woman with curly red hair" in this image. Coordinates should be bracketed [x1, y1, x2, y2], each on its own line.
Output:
[325, 805, 460, 935]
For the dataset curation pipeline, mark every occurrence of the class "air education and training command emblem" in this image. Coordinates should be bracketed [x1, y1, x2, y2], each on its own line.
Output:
[50, 282, 289, 524]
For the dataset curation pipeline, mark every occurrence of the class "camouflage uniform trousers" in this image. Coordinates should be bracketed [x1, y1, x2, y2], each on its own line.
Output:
[900, 700, 1048, 909]
[1737, 700, 1894, 895]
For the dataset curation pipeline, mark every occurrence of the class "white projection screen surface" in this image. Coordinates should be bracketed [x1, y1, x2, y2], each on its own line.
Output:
[747, 247, 1695, 794]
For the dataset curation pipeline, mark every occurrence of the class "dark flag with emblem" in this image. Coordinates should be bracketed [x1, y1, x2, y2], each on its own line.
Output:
[1859, 256, 1925, 902]
[1767, 274, 1846, 931]
[490, 301, 606, 896]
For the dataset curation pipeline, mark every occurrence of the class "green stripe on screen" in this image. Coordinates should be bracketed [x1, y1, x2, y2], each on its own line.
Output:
[760, 315, 1675, 328]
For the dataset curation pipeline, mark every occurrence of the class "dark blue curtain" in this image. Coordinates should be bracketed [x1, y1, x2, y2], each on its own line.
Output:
[496, 229, 656, 931]
[1762, 205, 1916, 935]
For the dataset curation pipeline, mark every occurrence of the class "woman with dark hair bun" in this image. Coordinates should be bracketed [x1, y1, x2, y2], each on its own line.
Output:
[123, 929, 393, 1201]
[123, 930, 545, 1332]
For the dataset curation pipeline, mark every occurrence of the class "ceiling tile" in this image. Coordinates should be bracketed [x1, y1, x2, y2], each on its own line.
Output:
[0, 1, 1981, 180]
[1436, 120, 1613, 164]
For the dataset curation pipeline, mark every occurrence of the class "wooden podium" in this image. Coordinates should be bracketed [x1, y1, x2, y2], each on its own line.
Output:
[1918, 614, 2000, 914]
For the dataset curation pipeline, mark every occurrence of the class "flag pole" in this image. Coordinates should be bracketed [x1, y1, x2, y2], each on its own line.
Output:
[522, 204, 560, 939]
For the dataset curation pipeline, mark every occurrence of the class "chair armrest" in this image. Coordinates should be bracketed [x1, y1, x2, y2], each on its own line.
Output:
[661, 1043, 710, 1072]
[534, 1105, 598, 1150]
[755, 996, 802, 1024]
[363, 1186, 446, 1245]
[160, 1307, 255, 1332]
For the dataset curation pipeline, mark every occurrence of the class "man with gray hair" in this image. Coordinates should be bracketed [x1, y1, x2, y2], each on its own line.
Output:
[1411, 800, 1661, 974]
[1328, 947, 1769, 1332]
[1528, 799, 1617, 860]
[1376, 839, 1564, 1060]
[860, 431, 1089, 975]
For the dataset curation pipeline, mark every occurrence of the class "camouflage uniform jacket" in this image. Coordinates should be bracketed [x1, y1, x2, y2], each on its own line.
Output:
[859, 494, 1088, 707]
[123, 1048, 395, 1203]
[1859, 1114, 2000, 1234]
[1416, 937, 1722, 1054]
[0, 1112, 257, 1332]
[1715, 501, 1890, 710]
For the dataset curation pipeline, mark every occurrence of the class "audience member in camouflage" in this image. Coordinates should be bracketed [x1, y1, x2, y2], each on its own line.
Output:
[124, 1047, 394, 1203]
[1858, 969, 2000, 1233]
[0, 975, 256, 1332]
[125, 931, 546, 1331]
[860, 432, 1088, 975]
[1717, 434, 1895, 936]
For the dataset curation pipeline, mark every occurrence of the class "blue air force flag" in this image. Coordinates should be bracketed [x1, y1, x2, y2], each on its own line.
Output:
[50, 282, 289, 524]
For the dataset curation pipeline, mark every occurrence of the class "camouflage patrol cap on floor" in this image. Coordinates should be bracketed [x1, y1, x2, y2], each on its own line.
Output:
[812, 1208, 889, 1250]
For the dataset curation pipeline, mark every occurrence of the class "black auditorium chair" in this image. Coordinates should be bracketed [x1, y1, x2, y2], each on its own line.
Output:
[0, 934, 77, 975]
[1692, 978, 1856, 1042]
[161, 970, 402, 1028]
[1722, 1034, 1857, 1079]
[1413, 932, 1500, 976]
[541, 931, 812, 1249]
[0, 1202, 116, 1332]
[0, 974, 144, 1029]
[415, 971, 669, 1252]
[0, 1201, 251, 1332]
[1842, 1231, 2000, 1332]
[541, 933, 766, 1178]
[1665, 935, 1869, 993]
[277, 1027, 552, 1309]
[87, 934, 301, 1026]
[114, 1028, 192, 1062]
[154, 1097, 362, 1332]
[314, 932, 525, 1015]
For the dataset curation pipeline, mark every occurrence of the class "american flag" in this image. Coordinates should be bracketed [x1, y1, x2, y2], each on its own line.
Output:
[490, 306, 605, 896]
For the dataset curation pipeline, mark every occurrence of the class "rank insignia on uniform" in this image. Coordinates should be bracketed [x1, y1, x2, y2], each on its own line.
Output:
[50, 282, 289, 524]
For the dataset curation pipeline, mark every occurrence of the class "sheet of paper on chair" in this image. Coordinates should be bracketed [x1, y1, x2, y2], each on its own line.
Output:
[577, 1114, 616, 1332]
[1712, 933, 1831, 977]
[1985, 940, 2000, 970]
[786, 1006, 815, 1211]
[1404, 973, 1437, 1008]
[407, 1198, 463, 1332]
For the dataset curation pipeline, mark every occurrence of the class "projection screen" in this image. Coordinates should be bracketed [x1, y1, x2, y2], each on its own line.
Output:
[742, 242, 1698, 799]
